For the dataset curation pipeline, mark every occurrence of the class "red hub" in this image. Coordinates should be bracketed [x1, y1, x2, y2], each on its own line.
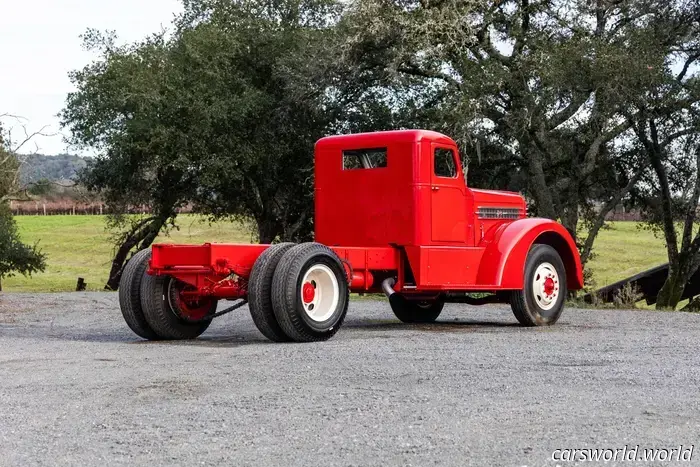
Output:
[302, 282, 316, 303]
[543, 276, 555, 296]
[169, 282, 215, 321]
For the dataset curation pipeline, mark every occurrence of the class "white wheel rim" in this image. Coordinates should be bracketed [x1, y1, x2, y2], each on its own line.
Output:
[300, 264, 339, 322]
[532, 262, 560, 311]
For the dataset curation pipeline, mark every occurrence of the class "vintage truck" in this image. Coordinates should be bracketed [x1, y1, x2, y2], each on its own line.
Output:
[119, 130, 583, 342]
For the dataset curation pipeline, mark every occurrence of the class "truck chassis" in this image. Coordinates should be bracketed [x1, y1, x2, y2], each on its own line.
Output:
[118, 130, 583, 342]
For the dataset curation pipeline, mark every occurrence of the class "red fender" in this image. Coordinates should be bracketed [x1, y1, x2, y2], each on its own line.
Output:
[475, 218, 584, 290]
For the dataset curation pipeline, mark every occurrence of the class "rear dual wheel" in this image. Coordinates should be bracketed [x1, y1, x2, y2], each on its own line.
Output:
[118, 249, 158, 340]
[248, 243, 295, 342]
[118, 250, 217, 340]
[140, 275, 217, 340]
[249, 242, 349, 342]
[271, 243, 349, 342]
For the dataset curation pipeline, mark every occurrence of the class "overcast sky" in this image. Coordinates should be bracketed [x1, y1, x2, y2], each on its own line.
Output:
[0, 0, 183, 155]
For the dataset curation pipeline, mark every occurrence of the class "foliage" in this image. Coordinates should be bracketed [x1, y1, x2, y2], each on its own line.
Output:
[613, 282, 642, 309]
[27, 179, 53, 197]
[339, 0, 693, 264]
[172, 0, 340, 242]
[0, 126, 47, 285]
[620, 0, 700, 309]
[61, 0, 341, 289]
[0, 204, 46, 284]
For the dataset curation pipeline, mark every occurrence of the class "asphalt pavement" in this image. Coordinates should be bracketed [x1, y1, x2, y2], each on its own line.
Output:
[0, 293, 698, 466]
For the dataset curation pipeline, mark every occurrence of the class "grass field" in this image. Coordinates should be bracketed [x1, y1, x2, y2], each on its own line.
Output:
[4, 216, 669, 292]
[6, 215, 255, 292]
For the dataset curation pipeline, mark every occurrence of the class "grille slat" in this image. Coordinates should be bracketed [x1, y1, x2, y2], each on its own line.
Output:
[476, 207, 523, 220]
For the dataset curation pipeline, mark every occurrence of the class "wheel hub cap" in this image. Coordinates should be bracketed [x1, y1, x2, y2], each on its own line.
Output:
[302, 282, 316, 303]
[532, 262, 559, 311]
[543, 277, 555, 296]
[300, 264, 339, 322]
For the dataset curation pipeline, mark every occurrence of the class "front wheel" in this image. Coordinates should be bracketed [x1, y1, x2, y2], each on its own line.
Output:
[509, 244, 567, 326]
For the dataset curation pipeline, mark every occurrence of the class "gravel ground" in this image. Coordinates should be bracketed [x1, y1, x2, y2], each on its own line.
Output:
[0, 293, 699, 467]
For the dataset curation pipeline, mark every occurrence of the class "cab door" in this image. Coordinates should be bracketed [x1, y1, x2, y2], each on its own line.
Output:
[431, 144, 467, 243]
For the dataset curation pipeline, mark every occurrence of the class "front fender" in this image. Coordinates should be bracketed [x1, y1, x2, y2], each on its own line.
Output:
[475, 218, 584, 290]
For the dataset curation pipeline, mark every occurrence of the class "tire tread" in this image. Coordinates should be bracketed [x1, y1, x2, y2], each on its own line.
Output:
[390, 297, 444, 323]
[271, 243, 349, 342]
[118, 249, 159, 340]
[140, 275, 213, 340]
[509, 243, 567, 326]
[248, 243, 295, 342]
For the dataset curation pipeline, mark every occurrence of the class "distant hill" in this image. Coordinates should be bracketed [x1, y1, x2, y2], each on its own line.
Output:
[19, 154, 90, 184]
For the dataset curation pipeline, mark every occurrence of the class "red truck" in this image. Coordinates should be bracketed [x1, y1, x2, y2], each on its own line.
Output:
[119, 130, 583, 342]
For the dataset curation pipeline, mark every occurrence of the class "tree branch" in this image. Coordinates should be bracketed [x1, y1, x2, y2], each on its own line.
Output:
[661, 127, 697, 147]
[396, 63, 462, 90]
[547, 92, 592, 131]
[474, 26, 511, 65]
[580, 119, 633, 178]
[676, 52, 700, 82]
[580, 162, 646, 264]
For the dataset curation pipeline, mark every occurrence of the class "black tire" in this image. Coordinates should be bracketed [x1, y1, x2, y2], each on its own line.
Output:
[248, 243, 295, 342]
[140, 275, 216, 340]
[390, 295, 444, 323]
[271, 243, 349, 342]
[118, 249, 159, 340]
[509, 244, 567, 326]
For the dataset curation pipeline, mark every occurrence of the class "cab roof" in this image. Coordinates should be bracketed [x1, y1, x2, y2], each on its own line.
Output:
[315, 129, 457, 149]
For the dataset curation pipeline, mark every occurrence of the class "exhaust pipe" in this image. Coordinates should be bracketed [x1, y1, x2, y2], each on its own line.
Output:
[383, 277, 409, 310]
[381, 278, 396, 297]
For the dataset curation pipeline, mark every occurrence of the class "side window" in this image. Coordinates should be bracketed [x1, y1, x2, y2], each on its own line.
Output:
[343, 148, 387, 170]
[434, 148, 457, 178]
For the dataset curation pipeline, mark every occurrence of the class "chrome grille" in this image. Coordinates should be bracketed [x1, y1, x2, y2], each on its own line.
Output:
[476, 207, 523, 220]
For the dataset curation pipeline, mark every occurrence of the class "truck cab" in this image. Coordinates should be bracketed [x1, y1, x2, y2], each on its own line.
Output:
[314, 129, 526, 249]
[315, 130, 582, 293]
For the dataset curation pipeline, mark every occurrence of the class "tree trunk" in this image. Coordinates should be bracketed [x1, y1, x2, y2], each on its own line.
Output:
[656, 255, 694, 309]
[257, 218, 281, 244]
[104, 215, 171, 291]
[656, 271, 686, 309]
[281, 209, 310, 242]
[525, 148, 558, 220]
[561, 206, 579, 242]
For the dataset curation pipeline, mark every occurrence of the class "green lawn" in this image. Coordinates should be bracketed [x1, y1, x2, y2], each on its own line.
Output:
[4, 216, 669, 292]
[585, 222, 668, 288]
[6, 215, 255, 292]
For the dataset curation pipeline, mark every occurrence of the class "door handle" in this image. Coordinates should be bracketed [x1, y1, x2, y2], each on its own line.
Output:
[431, 186, 440, 191]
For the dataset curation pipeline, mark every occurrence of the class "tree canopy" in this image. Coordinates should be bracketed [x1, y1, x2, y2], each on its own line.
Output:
[62, 0, 700, 301]
[0, 124, 47, 287]
[62, 0, 341, 288]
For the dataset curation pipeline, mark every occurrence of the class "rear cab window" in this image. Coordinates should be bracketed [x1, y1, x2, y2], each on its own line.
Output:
[343, 148, 387, 170]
